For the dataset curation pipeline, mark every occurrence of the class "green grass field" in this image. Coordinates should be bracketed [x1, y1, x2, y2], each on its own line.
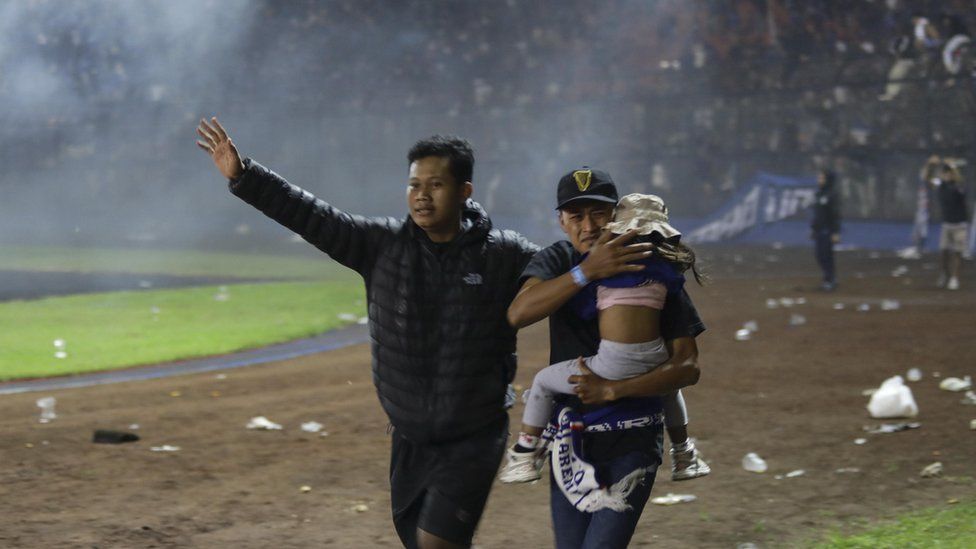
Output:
[0, 280, 366, 381]
[811, 500, 976, 548]
[0, 245, 364, 380]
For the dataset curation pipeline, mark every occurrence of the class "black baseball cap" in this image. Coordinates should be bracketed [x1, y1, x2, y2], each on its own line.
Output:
[555, 167, 619, 210]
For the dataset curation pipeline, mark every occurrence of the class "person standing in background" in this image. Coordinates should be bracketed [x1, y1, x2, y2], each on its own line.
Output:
[811, 169, 841, 291]
[923, 155, 969, 290]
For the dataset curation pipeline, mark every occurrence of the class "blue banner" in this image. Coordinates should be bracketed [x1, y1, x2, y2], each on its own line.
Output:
[685, 172, 817, 244]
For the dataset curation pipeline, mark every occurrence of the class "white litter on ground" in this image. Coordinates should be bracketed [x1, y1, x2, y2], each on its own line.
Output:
[920, 462, 943, 478]
[867, 375, 918, 418]
[246, 416, 283, 430]
[939, 376, 972, 392]
[150, 445, 180, 452]
[741, 452, 767, 473]
[651, 493, 697, 505]
[301, 421, 324, 433]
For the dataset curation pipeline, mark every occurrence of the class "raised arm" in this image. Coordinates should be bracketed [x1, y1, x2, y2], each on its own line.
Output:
[196, 117, 396, 275]
[507, 230, 653, 328]
[569, 336, 700, 404]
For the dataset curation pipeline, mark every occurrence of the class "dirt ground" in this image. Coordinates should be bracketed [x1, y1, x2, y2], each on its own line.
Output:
[2, 248, 974, 548]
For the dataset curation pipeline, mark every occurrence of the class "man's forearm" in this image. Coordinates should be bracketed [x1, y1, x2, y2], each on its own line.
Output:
[608, 337, 700, 399]
[507, 274, 582, 328]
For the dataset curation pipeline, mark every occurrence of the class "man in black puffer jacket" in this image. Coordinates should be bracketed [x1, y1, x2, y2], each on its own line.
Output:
[196, 117, 539, 549]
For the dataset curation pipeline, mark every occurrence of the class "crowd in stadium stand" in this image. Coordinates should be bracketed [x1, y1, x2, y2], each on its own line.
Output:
[3, 0, 974, 240]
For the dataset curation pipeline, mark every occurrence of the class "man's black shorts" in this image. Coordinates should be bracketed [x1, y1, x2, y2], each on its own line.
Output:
[390, 414, 508, 548]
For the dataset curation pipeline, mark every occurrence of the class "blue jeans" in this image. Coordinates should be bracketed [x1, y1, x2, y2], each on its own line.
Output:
[549, 435, 663, 548]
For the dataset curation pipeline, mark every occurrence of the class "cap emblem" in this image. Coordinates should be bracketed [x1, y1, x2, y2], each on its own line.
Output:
[573, 169, 592, 191]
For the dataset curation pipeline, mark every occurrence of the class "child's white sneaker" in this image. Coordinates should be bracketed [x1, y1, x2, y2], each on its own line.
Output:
[671, 441, 711, 481]
[499, 447, 544, 483]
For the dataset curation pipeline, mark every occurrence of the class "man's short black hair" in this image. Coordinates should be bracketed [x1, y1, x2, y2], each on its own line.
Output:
[407, 135, 474, 185]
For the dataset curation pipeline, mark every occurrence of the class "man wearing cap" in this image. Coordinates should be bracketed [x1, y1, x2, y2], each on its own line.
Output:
[507, 167, 706, 548]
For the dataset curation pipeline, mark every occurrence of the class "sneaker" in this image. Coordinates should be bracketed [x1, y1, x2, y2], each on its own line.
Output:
[947, 277, 960, 290]
[671, 441, 711, 481]
[499, 447, 544, 483]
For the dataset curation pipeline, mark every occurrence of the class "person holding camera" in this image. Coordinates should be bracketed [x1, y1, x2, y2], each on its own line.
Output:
[923, 155, 969, 290]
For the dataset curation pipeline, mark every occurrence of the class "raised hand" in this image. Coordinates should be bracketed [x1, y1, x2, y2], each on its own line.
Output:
[196, 117, 244, 180]
[579, 229, 653, 281]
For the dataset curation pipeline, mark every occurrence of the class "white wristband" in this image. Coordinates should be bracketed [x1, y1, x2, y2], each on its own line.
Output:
[570, 265, 589, 287]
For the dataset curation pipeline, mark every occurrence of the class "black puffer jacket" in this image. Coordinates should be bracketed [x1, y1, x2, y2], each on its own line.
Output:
[230, 159, 538, 443]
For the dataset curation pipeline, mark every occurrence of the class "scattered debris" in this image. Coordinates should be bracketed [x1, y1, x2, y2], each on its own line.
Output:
[920, 462, 943, 478]
[742, 320, 758, 333]
[138, 280, 153, 289]
[906, 368, 923, 382]
[867, 376, 918, 419]
[833, 303, 845, 310]
[970, 419, 976, 430]
[742, 452, 767, 473]
[301, 421, 324, 433]
[778, 297, 795, 307]
[352, 503, 369, 513]
[150, 445, 180, 452]
[93, 430, 140, 444]
[214, 286, 230, 302]
[651, 493, 697, 505]
[835, 467, 861, 474]
[788, 313, 806, 326]
[129, 424, 140, 430]
[939, 376, 972, 392]
[337, 313, 358, 322]
[961, 391, 976, 405]
[734, 329, 752, 341]
[300, 486, 312, 493]
[36, 397, 57, 423]
[795, 297, 807, 305]
[356, 317, 369, 325]
[169, 391, 182, 398]
[775, 470, 805, 480]
[765, 298, 778, 309]
[854, 438, 867, 445]
[53, 339, 68, 359]
[215, 373, 228, 380]
[856, 303, 871, 312]
[863, 422, 921, 434]
[880, 299, 901, 311]
[210, 391, 221, 398]
[890, 265, 909, 277]
[246, 416, 283, 430]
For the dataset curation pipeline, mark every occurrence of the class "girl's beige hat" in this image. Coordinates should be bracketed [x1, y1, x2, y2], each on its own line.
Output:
[605, 193, 681, 242]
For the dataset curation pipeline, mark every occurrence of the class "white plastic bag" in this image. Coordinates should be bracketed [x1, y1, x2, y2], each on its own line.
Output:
[867, 375, 918, 419]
